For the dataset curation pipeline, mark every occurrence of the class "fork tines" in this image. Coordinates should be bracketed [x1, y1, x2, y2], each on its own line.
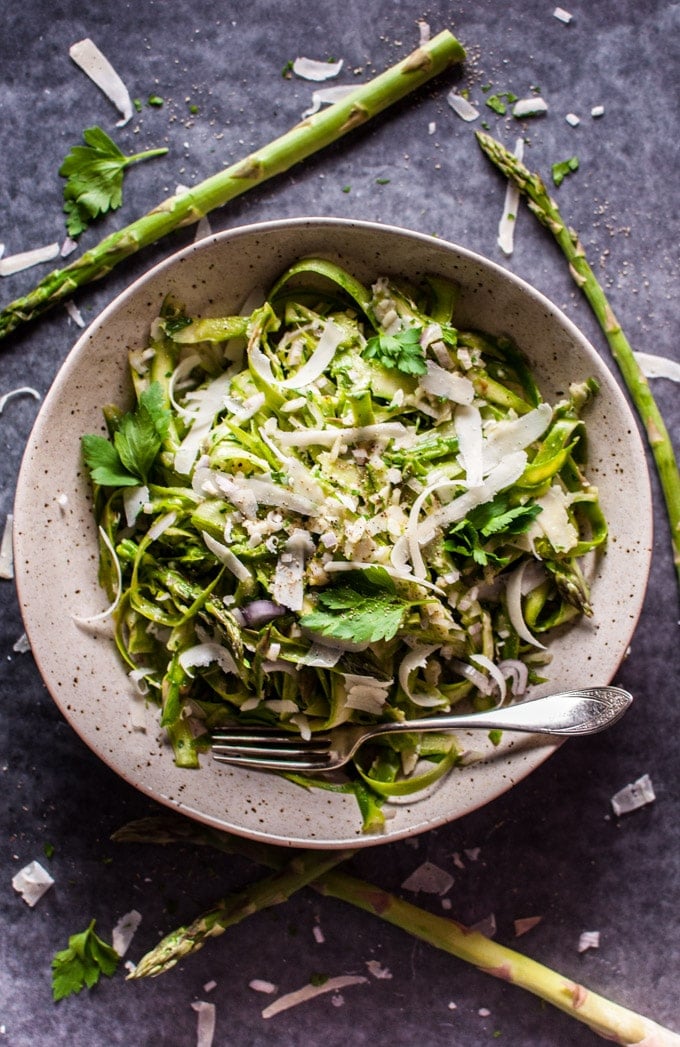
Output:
[211, 729, 333, 770]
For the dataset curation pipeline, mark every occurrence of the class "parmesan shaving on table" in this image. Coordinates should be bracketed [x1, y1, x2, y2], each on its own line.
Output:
[634, 352, 680, 382]
[12, 860, 54, 907]
[0, 243, 60, 276]
[261, 975, 368, 1019]
[292, 56, 344, 81]
[69, 38, 133, 125]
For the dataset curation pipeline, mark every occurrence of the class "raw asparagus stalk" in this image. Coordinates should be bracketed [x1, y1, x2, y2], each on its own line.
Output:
[476, 131, 680, 586]
[114, 816, 680, 1044]
[0, 30, 465, 340]
[129, 846, 355, 978]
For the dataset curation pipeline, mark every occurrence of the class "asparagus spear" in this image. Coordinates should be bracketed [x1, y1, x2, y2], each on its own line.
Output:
[114, 816, 680, 1044]
[475, 131, 680, 587]
[129, 846, 355, 978]
[0, 30, 464, 340]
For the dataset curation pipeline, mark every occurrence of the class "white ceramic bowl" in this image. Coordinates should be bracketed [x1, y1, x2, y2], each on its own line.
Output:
[14, 218, 652, 848]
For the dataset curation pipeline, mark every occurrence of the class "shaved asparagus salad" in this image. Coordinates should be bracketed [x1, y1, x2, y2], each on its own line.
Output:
[82, 258, 607, 831]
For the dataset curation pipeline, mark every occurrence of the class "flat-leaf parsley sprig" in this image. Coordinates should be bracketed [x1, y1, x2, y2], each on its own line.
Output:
[60, 125, 168, 237]
[51, 920, 120, 1001]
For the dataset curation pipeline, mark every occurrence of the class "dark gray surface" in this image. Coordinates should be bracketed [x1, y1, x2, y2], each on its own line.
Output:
[1, 1, 678, 1044]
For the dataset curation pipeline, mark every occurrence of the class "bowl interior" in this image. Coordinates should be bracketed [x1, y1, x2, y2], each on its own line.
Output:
[13, 218, 652, 847]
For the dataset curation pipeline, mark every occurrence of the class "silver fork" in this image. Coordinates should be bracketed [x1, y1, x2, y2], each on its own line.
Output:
[211, 685, 632, 773]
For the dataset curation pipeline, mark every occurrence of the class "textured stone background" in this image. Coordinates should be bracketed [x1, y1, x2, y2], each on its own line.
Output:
[0, 1, 678, 1044]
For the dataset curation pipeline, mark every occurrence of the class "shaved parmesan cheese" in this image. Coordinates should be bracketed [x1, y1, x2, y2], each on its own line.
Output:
[201, 531, 251, 582]
[578, 930, 600, 953]
[249, 978, 278, 994]
[178, 642, 238, 677]
[191, 1001, 216, 1047]
[513, 97, 549, 118]
[447, 90, 480, 122]
[401, 861, 454, 895]
[455, 403, 483, 486]
[565, 112, 581, 127]
[271, 529, 315, 611]
[610, 773, 655, 815]
[60, 236, 79, 257]
[0, 513, 14, 579]
[261, 975, 368, 1019]
[0, 386, 41, 414]
[498, 138, 524, 256]
[123, 485, 149, 527]
[417, 452, 528, 556]
[280, 320, 344, 389]
[194, 215, 212, 242]
[553, 7, 573, 23]
[301, 85, 357, 118]
[12, 860, 54, 907]
[174, 371, 233, 475]
[112, 909, 142, 956]
[420, 360, 474, 404]
[634, 352, 680, 382]
[526, 483, 578, 553]
[13, 632, 31, 654]
[64, 300, 86, 327]
[275, 420, 407, 449]
[146, 510, 176, 542]
[297, 642, 343, 668]
[366, 959, 393, 979]
[293, 57, 344, 82]
[514, 915, 543, 937]
[483, 403, 552, 474]
[591, 105, 605, 117]
[69, 38, 133, 125]
[470, 913, 497, 938]
[0, 243, 59, 276]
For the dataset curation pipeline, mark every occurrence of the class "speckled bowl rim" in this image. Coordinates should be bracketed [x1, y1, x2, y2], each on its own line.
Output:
[13, 217, 652, 848]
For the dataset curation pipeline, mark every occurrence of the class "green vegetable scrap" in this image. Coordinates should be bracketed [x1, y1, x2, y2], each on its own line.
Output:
[551, 156, 579, 186]
[485, 91, 518, 115]
[81, 256, 606, 831]
[59, 126, 168, 237]
[51, 920, 119, 1001]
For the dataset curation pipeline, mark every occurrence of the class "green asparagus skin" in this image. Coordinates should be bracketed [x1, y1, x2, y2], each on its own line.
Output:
[475, 131, 680, 587]
[129, 846, 355, 978]
[115, 816, 680, 1044]
[0, 30, 465, 340]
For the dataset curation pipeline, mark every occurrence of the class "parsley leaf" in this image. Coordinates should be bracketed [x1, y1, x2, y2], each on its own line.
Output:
[82, 382, 171, 487]
[445, 494, 542, 566]
[299, 567, 413, 644]
[363, 327, 427, 376]
[51, 920, 119, 1001]
[59, 126, 168, 237]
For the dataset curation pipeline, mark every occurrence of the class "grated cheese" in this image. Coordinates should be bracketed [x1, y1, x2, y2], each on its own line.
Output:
[578, 930, 600, 953]
[301, 85, 357, 118]
[553, 7, 573, 22]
